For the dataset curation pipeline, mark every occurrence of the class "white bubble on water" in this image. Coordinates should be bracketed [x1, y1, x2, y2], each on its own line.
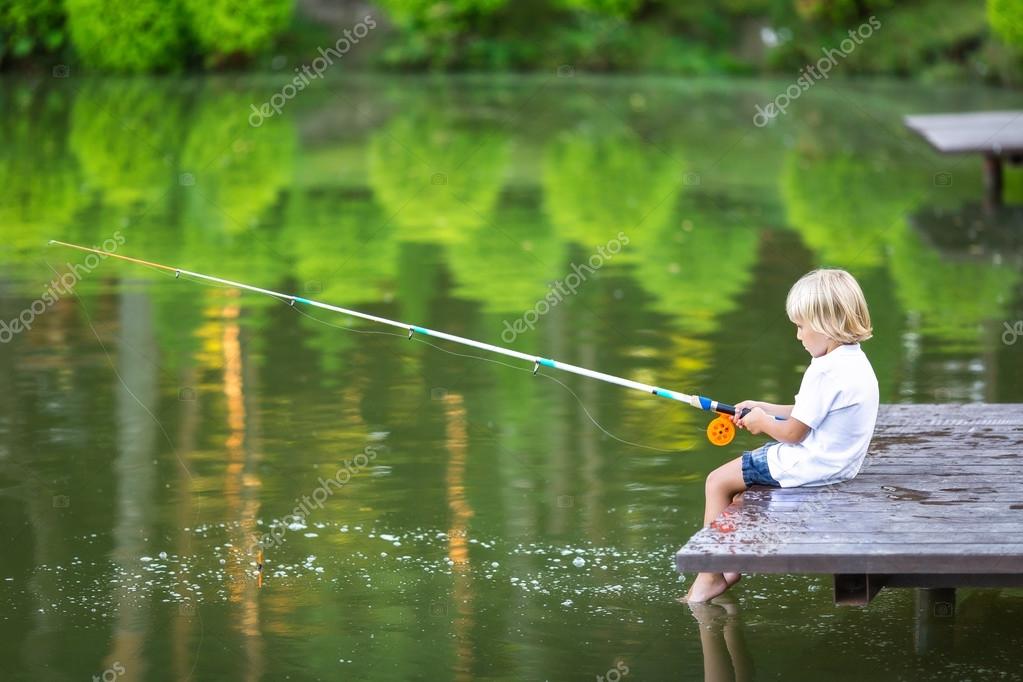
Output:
[572, 557, 586, 568]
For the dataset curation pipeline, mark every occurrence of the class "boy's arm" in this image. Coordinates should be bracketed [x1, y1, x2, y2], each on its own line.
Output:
[756, 402, 794, 418]
[734, 400, 794, 419]
[741, 407, 809, 444]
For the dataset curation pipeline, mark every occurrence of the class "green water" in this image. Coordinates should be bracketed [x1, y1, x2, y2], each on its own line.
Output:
[1, 74, 1022, 680]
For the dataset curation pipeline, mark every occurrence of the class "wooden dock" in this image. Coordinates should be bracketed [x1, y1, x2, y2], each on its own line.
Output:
[676, 403, 1023, 608]
[904, 111, 1023, 209]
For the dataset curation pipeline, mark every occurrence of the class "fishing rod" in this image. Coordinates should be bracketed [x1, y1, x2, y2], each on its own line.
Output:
[48, 240, 770, 446]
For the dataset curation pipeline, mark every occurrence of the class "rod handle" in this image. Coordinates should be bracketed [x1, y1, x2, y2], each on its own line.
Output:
[717, 404, 770, 420]
[714, 402, 742, 416]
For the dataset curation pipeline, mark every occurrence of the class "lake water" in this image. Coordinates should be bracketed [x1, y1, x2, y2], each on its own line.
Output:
[1, 74, 1022, 680]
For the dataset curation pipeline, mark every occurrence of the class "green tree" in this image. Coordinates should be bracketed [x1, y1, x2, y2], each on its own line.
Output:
[183, 0, 293, 65]
[793, 0, 891, 23]
[66, 0, 186, 72]
[989, 0, 1023, 47]
[0, 0, 65, 62]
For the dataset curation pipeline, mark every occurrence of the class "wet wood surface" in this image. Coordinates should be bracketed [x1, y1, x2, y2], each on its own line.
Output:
[675, 403, 1023, 575]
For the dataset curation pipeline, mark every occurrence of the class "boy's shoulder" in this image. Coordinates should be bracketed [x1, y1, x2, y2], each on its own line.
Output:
[808, 344, 875, 382]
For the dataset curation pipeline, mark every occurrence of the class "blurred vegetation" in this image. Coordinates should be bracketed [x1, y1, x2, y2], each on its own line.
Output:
[65, 0, 188, 72]
[0, 0, 1020, 82]
[183, 0, 293, 67]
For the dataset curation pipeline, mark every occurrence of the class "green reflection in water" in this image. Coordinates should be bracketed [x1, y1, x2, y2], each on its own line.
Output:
[781, 141, 923, 270]
[367, 111, 508, 244]
[70, 80, 185, 210]
[543, 126, 678, 251]
[1, 88, 83, 258]
[181, 87, 296, 237]
[887, 219, 1020, 351]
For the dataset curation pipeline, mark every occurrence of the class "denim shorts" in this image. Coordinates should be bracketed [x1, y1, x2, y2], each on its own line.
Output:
[741, 441, 781, 488]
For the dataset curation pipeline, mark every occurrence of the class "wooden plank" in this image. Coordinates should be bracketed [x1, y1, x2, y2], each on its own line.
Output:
[708, 512, 1023, 527]
[676, 549, 1022, 574]
[693, 530, 1020, 544]
[908, 130, 1023, 155]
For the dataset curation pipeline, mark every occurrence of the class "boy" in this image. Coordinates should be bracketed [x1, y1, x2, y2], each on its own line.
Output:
[684, 268, 879, 603]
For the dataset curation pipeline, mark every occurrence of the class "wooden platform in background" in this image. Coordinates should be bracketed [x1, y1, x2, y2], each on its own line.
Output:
[904, 111, 1023, 209]
[676, 403, 1023, 606]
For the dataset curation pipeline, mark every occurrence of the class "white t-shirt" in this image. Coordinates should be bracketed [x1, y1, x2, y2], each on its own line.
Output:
[766, 343, 879, 487]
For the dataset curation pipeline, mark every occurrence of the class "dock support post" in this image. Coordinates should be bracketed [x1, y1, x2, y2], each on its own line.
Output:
[913, 588, 955, 655]
[833, 574, 886, 606]
[984, 154, 1003, 212]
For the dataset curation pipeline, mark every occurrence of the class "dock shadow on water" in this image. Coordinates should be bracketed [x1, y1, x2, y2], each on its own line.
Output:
[1, 73, 1022, 680]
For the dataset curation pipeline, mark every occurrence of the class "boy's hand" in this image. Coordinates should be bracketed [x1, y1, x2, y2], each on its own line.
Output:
[738, 407, 767, 435]
[732, 400, 760, 425]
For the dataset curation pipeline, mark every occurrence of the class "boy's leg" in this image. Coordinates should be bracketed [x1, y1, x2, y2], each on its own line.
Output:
[704, 456, 746, 525]
[685, 457, 747, 603]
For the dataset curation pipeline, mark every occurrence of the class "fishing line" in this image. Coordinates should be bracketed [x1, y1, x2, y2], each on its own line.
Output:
[288, 299, 683, 453]
[168, 266, 682, 452]
[167, 266, 679, 451]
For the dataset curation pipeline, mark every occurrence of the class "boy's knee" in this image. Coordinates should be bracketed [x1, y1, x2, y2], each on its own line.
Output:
[705, 468, 724, 492]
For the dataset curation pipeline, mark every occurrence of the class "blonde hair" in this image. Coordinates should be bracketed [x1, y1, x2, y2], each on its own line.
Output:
[785, 269, 872, 343]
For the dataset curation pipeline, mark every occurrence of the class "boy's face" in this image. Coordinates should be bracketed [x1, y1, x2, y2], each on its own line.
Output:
[793, 319, 838, 358]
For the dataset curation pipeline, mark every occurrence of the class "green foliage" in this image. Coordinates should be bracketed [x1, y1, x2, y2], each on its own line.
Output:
[559, 0, 641, 17]
[794, 0, 892, 24]
[66, 0, 186, 72]
[989, 0, 1023, 48]
[379, 0, 508, 28]
[183, 0, 293, 64]
[0, 0, 65, 61]
[376, 0, 513, 68]
[771, 0, 986, 77]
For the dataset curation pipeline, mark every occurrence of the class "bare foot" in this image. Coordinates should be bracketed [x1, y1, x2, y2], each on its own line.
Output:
[724, 572, 742, 587]
[682, 572, 730, 603]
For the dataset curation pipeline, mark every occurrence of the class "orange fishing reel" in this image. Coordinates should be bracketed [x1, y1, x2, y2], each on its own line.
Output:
[705, 407, 751, 446]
